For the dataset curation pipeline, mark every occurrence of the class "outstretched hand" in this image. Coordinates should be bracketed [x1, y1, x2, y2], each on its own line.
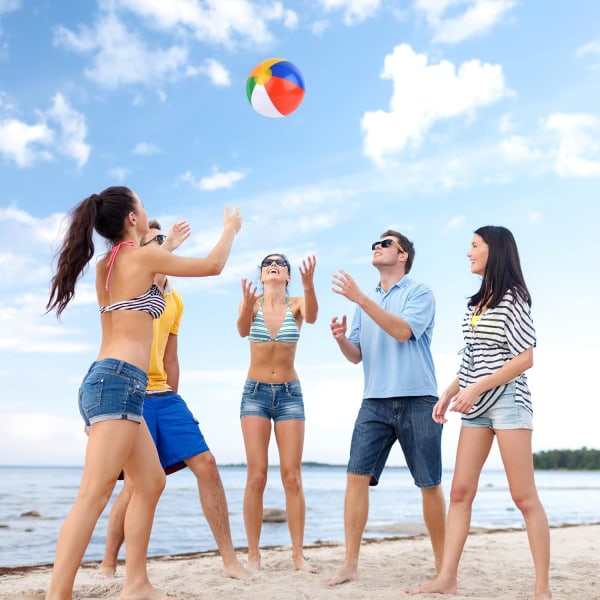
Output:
[330, 315, 347, 341]
[331, 269, 364, 304]
[166, 221, 191, 251]
[240, 277, 260, 307]
[299, 255, 316, 289]
[224, 206, 242, 234]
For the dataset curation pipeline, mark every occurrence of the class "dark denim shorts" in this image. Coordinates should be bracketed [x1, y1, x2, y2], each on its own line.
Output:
[348, 396, 442, 488]
[78, 359, 147, 426]
[240, 378, 305, 422]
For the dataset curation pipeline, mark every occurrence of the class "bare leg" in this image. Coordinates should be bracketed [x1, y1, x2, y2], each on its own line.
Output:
[274, 420, 317, 573]
[185, 452, 249, 580]
[241, 415, 271, 570]
[496, 429, 552, 600]
[100, 478, 134, 577]
[326, 473, 371, 586]
[421, 484, 446, 572]
[45, 420, 138, 600]
[406, 426, 493, 595]
[118, 421, 176, 600]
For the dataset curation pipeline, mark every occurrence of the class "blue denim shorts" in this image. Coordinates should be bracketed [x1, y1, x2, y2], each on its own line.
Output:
[78, 359, 147, 426]
[240, 378, 305, 422]
[348, 396, 442, 488]
[143, 391, 209, 474]
[462, 383, 532, 430]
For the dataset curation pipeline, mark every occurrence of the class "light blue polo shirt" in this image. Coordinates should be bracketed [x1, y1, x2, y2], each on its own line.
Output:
[348, 276, 438, 399]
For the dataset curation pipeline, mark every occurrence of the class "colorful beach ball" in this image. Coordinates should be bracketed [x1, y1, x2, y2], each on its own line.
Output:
[246, 58, 305, 118]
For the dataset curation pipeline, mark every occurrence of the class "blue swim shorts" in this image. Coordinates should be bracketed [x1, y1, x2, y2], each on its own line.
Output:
[461, 383, 533, 430]
[347, 396, 442, 488]
[78, 359, 147, 426]
[240, 378, 305, 422]
[143, 391, 210, 474]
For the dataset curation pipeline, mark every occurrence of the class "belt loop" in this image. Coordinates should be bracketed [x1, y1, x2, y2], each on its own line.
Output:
[115, 360, 124, 375]
[284, 381, 289, 394]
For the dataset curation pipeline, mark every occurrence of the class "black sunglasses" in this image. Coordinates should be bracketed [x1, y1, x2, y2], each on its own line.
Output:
[371, 238, 405, 253]
[141, 234, 167, 246]
[261, 257, 289, 268]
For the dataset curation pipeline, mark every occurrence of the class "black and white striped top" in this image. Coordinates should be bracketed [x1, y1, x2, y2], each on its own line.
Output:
[458, 289, 535, 418]
[99, 283, 166, 319]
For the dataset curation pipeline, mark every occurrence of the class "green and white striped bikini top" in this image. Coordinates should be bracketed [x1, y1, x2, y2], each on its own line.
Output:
[248, 298, 300, 343]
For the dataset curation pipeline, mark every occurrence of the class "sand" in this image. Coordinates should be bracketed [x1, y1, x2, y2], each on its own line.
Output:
[0, 524, 598, 599]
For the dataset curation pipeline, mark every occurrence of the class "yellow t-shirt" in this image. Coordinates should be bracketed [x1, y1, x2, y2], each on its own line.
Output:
[147, 280, 184, 391]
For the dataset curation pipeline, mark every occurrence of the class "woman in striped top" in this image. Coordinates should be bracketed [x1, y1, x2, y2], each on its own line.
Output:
[408, 226, 552, 599]
[237, 253, 318, 573]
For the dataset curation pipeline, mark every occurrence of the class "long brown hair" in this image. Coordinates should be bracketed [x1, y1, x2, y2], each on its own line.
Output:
[46, 186, 138, 317]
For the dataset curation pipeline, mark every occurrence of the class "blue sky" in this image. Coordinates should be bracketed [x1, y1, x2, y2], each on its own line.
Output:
[1, 0, 599, 470]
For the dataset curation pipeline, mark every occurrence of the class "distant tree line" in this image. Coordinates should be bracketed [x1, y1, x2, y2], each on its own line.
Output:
[533, 447, 600, 470]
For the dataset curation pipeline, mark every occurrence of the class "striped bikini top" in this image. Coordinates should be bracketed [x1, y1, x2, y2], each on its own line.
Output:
[248, 298, 300, 343]
[99, 240, 166, 319]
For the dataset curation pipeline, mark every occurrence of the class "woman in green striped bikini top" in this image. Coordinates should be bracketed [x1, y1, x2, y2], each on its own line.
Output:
[236, 252, 318, 573]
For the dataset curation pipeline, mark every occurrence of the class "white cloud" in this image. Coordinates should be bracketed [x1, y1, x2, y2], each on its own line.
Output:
[416, 0, 516, 44]
[54, 13, 189, 88]
[181, 167, 247, 191]
[361, 44, 510, 166]
[46, 93, 91, 168]
[318, 0, 381, 25]
[186, 58, 231, 86]
[133, 141, 160, 155]
[0, 118, 53, 167]
[108, 166, 130, 181]
[110, 0, 297, 46]
[545, 113, 600, 178]
[500, 134, 541, 163]
[576, 40, 600, 57]
[446, 215, 465, 230]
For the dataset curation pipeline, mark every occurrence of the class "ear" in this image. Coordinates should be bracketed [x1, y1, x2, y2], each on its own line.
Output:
[128, 211, 137, 226]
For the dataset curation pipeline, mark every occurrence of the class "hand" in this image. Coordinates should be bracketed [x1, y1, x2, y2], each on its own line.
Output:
[432, 394, 452, 424]
[332, 269, 363, 304]
[224, 206, 242, 233]
[299, 255, 316, 289]
[241, 278, 260, 307]
[449, 384, 480, 414]
[330, 315, 347, 341]
[165, 220, 191, 251]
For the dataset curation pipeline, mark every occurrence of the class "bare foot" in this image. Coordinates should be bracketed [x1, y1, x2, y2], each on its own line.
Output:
[99, 563, 116, 578]
[326, 564, 357, 587]
[534, 590, 552, 600]
[405, 575, 457, 595]
[246, 553, 261, 572]
[121, 582, 180, 600]
[294, 555, 319, 573]
[223, 558, 252, 580]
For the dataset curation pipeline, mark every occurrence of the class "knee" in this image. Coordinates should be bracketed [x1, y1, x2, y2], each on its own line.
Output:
[134, 470, 166, 500]
[189, 452, 219, 477]
[449, 482, 476, 505]
[246, 470, 268, 493]
[511, 491, 540, 515]
[281, 469, 302, 495]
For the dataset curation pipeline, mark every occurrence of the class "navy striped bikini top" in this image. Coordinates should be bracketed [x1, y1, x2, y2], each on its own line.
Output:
[99, 241, 166, 319]
[249, 299, 300, 343]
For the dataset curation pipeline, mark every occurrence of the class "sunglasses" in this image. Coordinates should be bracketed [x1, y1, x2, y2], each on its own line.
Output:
[141, 234, 167, 246]
[371, 238, 406, 253]
[261, 257, 289, 268]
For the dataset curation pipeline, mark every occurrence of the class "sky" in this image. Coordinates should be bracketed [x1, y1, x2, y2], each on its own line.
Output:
[1, 0, 599, 471]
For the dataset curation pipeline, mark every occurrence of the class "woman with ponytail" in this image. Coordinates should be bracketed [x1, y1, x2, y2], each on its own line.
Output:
[45, 186, 242, 600]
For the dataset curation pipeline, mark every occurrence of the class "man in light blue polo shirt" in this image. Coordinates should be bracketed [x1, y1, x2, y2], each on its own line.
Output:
[326, 230, 445, 587]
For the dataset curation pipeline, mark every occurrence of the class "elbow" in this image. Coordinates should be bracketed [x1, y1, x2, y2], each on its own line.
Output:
[305, 311, 318, 325]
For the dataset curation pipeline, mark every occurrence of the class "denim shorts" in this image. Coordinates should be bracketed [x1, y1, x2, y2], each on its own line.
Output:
[462, 383, 533, 430]
[143, 391, 209, 474]
[240, 378, 305, 422]
[348, 396, 442, 488]
[78, 359, 147, 426]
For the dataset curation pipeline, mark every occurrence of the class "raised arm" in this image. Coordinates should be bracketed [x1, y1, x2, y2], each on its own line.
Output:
[330, 315, 362, 364]
[299, 255, 318, 324]
[237, 278, 260, 337]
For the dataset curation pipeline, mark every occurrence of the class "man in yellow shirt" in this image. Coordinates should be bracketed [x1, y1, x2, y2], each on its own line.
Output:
[100, 220, 248, 580]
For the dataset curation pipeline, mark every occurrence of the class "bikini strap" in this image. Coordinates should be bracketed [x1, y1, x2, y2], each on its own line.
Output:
[105, 240, 136, 290]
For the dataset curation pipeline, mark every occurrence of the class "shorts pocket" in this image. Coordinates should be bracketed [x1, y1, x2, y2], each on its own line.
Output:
[79, 376, 103, 414]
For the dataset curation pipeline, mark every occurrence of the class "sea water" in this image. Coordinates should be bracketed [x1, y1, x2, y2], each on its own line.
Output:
[0, 465, 598, 568]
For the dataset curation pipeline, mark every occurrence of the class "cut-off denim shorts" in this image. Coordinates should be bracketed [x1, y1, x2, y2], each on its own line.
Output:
[240, 378, 305, 422]
[461, 382, 533, 430]
[348, 396, 442, 488]
[78, 358, 148, 426]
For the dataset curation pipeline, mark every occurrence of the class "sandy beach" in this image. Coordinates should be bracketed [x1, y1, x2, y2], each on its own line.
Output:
[1, 523, 598, 599]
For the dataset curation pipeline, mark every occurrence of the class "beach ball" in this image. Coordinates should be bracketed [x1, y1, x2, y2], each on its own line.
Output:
[246, 58, 305, 118]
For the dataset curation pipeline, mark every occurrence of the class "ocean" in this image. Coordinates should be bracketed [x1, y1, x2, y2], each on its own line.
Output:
[0, 465, 598, 568]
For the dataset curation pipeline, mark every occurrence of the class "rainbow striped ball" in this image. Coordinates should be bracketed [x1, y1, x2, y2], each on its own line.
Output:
[246, 58, 305, 118]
